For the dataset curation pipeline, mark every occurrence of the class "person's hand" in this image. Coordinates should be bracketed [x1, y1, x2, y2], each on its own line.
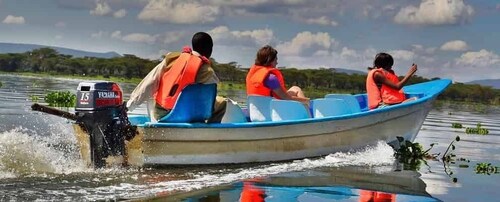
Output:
[302, 98, 311, 109]
[408, 63, 417, 76]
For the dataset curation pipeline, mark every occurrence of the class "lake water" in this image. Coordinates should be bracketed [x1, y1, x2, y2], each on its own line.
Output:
[0, 74, 499, 201]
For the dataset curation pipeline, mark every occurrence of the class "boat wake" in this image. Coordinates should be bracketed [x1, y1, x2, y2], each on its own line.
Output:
[85, 142, 396, 201]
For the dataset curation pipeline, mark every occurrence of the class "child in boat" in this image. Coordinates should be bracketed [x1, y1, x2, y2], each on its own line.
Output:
[366, 52, 417, 109]
[246, 45, 310, 107]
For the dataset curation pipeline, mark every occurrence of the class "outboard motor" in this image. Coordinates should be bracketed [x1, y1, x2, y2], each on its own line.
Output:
[75, 81, 128, 168]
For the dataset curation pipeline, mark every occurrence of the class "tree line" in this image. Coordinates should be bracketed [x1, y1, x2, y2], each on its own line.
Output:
[1, 48, 498, 105]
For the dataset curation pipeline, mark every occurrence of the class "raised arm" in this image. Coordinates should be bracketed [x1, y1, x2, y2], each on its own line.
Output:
[374, 64, 418, 90]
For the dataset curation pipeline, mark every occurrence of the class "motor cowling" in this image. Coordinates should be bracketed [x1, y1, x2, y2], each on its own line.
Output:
[75, 81, 127, 168]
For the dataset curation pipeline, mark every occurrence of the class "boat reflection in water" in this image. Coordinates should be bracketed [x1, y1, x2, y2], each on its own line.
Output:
[151, 166, 441, 202]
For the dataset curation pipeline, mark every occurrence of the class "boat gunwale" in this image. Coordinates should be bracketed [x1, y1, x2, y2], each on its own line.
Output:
[135, 79, 451, 129]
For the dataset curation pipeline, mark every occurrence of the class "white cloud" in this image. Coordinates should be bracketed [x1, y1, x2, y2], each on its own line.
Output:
[55, 35, 63, 40]
[208, 26, 273, 46]
[411, 44, 437, 55]
[91, 31, 107, 38]
[138, 0, 219, 24]
[304, 16, 339, 26]
[121, 33, 158, 44]
[2, 15, 25, 24]
[394, 0, 474, 25]
[113, 9, 127, 18]
[207, 0, 268, 6]
[422, 56, 435, 63]
[162, 31, 186, 44]
[96, 30, 158, 44]
[389, 50, 416, 61]
[111, 30, 122, 39]
[340, 47, 358, 59]
[456, 49, 500, 67]
[440, 40, 468, 51]
[55, 21, 66, 27]
[276, 31, 334, 56]
[90, 1, 112, 16]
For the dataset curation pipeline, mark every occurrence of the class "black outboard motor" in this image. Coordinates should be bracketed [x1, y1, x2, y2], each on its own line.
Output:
[75, 81, 128, 168]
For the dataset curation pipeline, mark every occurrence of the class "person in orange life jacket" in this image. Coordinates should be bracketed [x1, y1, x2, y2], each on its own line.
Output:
[246, 45, 310, 107]
[366, 52, 418, 110]
[126, 32, 226, 123]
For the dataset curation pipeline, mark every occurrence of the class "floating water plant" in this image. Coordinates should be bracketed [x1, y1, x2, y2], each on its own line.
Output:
[451, 123, 463, 128]
[0, 81, 2, 88]
[44, 91, 76, 108]
[465, 122, 489, 135]
[474, 163, 499, 175]
[30, 95, 39, 103]
[394, 137, 439, 171]
[442, 136, 460, 162]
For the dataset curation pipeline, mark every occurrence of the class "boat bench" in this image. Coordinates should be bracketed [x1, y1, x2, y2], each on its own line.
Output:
[247, 95, 363, 121]
[247, 95, 311, 122]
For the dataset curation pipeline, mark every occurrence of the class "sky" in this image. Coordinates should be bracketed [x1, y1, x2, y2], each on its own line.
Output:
[0, 0, 499, 82]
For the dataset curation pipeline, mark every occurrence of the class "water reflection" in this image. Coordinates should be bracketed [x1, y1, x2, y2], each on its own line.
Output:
[157, 166, 440, 202]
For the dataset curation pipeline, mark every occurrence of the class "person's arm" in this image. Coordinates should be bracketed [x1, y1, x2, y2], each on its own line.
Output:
[271, 88, 310, 105]
[374, 64, 417, 90]
[126, 58, 168, 111]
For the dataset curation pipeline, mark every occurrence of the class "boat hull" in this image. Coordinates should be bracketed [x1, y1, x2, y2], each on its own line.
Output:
[140, 98, 431, 165]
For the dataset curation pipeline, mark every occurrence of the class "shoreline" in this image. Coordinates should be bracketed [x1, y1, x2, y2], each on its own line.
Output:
[2, 71, 498, 110]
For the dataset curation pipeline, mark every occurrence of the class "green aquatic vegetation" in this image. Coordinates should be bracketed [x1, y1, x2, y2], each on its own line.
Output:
[44, 91, 76, 107]
[395, 137, 436, 159]
[465, 122, 489, 135]
[394, 137, 439, 171]
[474, 163, 499, 175]
[451, 123, 463, 128]
[0, 81, 2, 88]
[30, 95, 39, 103]
[442, 136, 460, 162]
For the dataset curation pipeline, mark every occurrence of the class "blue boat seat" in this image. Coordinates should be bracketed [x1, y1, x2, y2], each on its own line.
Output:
[247, 95, 273, 122]
[353, 94, 368, 111]
[158, 83, 216, 123]
[311, 98, 351, 118]
[271, 99, 311, 121]
[221, 99, 248, 123]
[325, 94, 361, 113]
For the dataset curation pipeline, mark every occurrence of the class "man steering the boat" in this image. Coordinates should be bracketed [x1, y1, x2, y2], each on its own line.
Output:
[126, 32, 226, 123]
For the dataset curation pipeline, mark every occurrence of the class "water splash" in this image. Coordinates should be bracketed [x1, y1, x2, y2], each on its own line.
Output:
[0, 127, 89, 178]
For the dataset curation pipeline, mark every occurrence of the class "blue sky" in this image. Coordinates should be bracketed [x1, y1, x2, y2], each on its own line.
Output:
[0, 0, 499, 82]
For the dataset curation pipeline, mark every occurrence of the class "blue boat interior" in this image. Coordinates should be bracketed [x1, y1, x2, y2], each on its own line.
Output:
[128, 79, 451, 128]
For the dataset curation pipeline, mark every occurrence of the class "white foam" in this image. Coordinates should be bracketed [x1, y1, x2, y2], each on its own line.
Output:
[0, 127, 90, 178]
[83, 141, 395, 200]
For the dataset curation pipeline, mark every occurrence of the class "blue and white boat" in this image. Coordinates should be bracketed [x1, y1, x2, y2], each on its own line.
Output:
[73, 79, 451, 167]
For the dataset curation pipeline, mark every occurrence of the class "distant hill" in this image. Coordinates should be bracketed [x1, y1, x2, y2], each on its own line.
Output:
[333, 68, 366, 75]
[0, 42, 121, 58]
[467, 79, 500, 89]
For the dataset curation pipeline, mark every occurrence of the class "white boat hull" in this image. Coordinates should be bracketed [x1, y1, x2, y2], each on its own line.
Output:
[140, 99, 431, 165]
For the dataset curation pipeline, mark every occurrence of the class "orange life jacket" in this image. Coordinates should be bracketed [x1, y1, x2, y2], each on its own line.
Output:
[359, 190, 396, 202]
[240, 182, 265, 202]
[246, 65, 287, 99]
[366, 68, 406, 109]
[155, 51, 205, 110]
